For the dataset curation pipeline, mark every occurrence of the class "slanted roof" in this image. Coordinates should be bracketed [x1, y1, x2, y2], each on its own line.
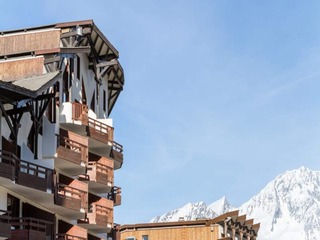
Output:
[0, 71, 61, 103]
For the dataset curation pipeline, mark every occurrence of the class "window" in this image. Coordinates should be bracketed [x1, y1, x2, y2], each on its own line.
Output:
[77, 55, 81, 80]
[126, 237, 135, 240]
[142, 235, 148, 240]
[103, 90, 106, 112]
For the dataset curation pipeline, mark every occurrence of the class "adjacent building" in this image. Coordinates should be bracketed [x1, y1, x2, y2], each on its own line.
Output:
[120, 211, 260, 240]
[0, 20, 124, 239]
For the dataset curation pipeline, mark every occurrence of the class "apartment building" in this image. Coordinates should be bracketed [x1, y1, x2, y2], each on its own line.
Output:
[120, 211, 260, 240]
[0, 20, 124, 239]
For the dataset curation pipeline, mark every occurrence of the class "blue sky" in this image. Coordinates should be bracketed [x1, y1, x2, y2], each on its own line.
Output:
[2, 0, 320, 224]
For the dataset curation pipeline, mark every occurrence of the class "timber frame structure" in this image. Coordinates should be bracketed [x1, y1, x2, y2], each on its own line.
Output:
[0, 20, 124, 239]
[120, 211, 260, 240]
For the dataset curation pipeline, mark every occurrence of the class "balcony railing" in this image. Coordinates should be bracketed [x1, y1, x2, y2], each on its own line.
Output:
[56, 233, 87, 240]
[0, 209, 11, 238]
[72, 102, 114, 144]
[108, 187, 121, 206]
[72, 102, 88, 125]
[0, 150, 16, 181]
[89, 203, 112, 226]
[0, 150, 53, 192]
[56, 135, 88, 167]
[87, 161, 113, 185]
[55, 183, 87, 212]
[110, 141, 123, 165]
[17, 160, 53, 192]
[11, 217, 53, 240]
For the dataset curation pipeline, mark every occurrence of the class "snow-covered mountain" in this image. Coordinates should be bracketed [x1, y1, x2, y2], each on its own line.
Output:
[151, 166, 320, 240]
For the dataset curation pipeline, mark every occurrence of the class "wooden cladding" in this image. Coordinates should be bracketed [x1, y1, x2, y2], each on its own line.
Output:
[0, 29, 60, 57]
[0, 57, 44, 81]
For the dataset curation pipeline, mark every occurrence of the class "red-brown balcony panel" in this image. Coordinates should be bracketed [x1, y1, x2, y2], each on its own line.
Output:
[55, 133, 88, 175]
[0, 150, 16, 181]
[108, 186, 121, 206]
[0, 150, 53, 193]
[10, 217, 53, 240]
[57, 220, 87, 240]
[79, 153, 114, 194]
[72, 102, 114, 143]
[55, 174, 88, 213]
[109, 141, 123, 170]
[87, 117, 114, 144]
[72, 102, 89, 125]
[0, 209, 11, 238]
[16, 159, 53, 192]
[78, 194, 113, 232]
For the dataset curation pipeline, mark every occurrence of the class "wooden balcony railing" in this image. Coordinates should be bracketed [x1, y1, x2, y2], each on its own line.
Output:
[72, 102, 88, 125]
[0, 150, 17, 181]
[11, 217, 53, 240]
[87, 161, 113, 185]
[110, 141, 123, 163]
[55, 183, 87, 212]
[56, 233, 87, 240]
[0, 150, 53, 192]
[94, 203, 112, 226]
[88, 117, 114, 143]
[56, 135, 88, 166]
[0, 209, 11, 238]
[107, 187, 121, 206]
[71, 102, 115, 144]
[17, 160, 53, 192]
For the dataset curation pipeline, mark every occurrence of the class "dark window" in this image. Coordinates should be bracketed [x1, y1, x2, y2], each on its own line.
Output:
[63, 68, 69, 102]
[81, 78, 87, 104]
[103, 90, 106, 112]
[7, 194, 19, 218]
[77, 55, 81, 80]
[27, 125, 35, 154]
[91, 92, 95, 112]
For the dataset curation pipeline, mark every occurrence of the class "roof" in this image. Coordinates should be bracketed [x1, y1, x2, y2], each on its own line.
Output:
[0, 71, 61, 102]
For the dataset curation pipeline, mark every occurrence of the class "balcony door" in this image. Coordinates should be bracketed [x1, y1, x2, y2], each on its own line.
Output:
[7, 194, 19, 218]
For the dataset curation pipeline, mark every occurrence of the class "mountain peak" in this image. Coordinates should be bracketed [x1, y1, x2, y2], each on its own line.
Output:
[208, 196, 234, 215]
[151, 167, 320, 239]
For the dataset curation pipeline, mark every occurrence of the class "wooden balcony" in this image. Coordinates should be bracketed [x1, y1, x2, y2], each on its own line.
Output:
[72, 102, 114, 144]
[16, 160, 53, 192]
[10, 217, 53, 240]
[109, 141, 123, 170]
[87, 117, 114, 144]
[108, 186, 121, 206]
[55, 183, 87, 212]
[0, 209, 11, 238]
[79, 153, 114, 194]
[0, 150, 16, 181]
[78, 194, 113, 233]
[55, 134, 88, 175]
[0, 150, 53, 193]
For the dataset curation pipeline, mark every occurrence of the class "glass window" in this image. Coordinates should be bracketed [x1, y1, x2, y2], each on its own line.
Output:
[142, 235, 148, 240]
